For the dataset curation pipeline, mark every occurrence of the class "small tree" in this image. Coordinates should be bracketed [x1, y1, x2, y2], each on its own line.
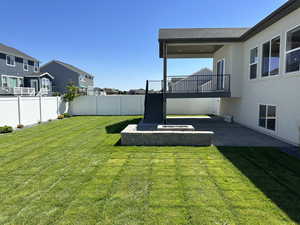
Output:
[63, 83, 79, 102]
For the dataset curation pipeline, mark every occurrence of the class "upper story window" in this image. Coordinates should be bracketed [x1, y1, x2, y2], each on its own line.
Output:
[79, 75, 85, 82]
[6, 55, 15, 67]
[250, 47, 258, 79]
[286, 25, 300, 73]
[34, 62, 39, 72]
[262, 36, 280, 77]
[23, 60, 28, 71]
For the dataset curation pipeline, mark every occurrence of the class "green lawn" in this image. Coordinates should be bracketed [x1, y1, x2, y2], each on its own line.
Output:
[0, 116, 300, 225]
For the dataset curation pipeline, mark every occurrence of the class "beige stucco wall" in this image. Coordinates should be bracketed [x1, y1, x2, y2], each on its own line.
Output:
[213, 43, 244, 97]
[218, 8, 300, 145]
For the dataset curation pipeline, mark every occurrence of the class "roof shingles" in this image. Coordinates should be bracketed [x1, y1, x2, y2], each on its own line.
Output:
[0, 43, 37, 61]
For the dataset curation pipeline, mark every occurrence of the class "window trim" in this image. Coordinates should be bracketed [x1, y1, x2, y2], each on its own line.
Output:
[249, 46, 259, 80]
[258, 104, 277, 132]
[1, 75, 23, 88]
[216, 58, 226, 89]
[284, 24, 300, 75]
[6, 55, 16, 67]
[34, 62, 39, 72]
[23, 60, 28, 71]
[260, 35, 281, 78]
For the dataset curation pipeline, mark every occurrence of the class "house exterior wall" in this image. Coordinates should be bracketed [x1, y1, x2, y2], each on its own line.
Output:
[213, 43, 244, 98]
[218, 7, 300, 146]
[0, 57, 37, 77]
[40, 62, 79, 94]
[0, 55, 39, 88]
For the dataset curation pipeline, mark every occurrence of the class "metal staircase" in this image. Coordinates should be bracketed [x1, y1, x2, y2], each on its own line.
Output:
[143, 81, 164, 124]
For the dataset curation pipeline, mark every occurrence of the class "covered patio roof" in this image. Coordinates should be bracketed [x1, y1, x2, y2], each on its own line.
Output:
[159, 28, 248, 58]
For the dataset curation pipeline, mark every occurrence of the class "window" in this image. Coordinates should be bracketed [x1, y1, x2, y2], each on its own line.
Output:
[34, 62, 39, 72]
[1, 75, 21, 88]
[259, 104, 276, 131]
[6, 55, 15, 66]
[79, 75, 85, 82]
[1, 76, 8, 87]
[250, 47, 258, 79]
[286, 25, 300, 73]
[41, 78, 51, 90]
[262, 36, 280, 77]
[23, 60, 28, 71]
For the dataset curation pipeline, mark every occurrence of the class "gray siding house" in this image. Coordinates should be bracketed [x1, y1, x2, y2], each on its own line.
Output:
[0, 43, 53, 96]
[40, 60, 94, 94]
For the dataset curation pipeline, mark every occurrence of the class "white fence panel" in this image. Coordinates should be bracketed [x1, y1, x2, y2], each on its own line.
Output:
[70, 96, 97, 115]
[20, 97, 40, 125]
[0, 96, 61, 128]
[42, 97, 59, 122]
[70, 95, 219, 116]
[97, 96, 121, 115]
[0, 98, 19, 127]
[167, 98, 219, 115]
[120, 95, 144, 115]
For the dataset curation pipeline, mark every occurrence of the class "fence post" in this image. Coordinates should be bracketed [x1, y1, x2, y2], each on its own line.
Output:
[17, 96, 21, 125]
[56, 96, 59, 116]
[95, 96, 98, 115]
[39, 96, 42, 122]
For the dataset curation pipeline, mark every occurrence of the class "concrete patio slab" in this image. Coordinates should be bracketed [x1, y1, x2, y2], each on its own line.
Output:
[166, 116, 292, 147]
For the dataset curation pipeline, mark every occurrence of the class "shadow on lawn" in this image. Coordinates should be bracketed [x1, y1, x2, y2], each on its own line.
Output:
[218, 147, 300, 223]
[105, 118, 141, 134]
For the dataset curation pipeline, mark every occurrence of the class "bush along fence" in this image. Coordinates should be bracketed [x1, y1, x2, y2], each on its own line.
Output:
[0, 96, 65, 128]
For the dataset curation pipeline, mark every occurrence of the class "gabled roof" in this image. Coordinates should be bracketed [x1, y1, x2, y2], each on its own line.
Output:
[24, 72, 54, 79]
[0, 43, 38, 61]
[159, 0, 300, 43]
[42, 60, 94, 78]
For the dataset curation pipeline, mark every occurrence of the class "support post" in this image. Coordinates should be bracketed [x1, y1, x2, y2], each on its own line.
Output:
[163, 42, 168, 124]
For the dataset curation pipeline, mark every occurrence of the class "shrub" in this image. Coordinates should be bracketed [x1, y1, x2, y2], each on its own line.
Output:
[17, 124, 24, 129]
[63, 83, 79, 102]
[63, 113, 72, 118]
[57, 114, 64, 120]
[0, 126, 13, 134]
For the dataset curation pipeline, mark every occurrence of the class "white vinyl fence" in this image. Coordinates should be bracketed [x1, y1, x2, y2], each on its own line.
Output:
[0, 97, 63, 127]
[70, 95, 220, 116]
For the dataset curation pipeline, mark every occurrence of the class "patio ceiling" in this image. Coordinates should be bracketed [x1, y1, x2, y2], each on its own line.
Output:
[163, 43, 224, 58]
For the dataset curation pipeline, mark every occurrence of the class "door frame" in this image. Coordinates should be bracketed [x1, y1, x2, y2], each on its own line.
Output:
[216, 58, 225, 90]
[30, 79, 39, 93]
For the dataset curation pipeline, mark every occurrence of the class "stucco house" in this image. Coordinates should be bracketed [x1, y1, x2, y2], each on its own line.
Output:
[144, 0, 300, 146]
[0, 43, 53, 96]
[40, 60, 94, 94]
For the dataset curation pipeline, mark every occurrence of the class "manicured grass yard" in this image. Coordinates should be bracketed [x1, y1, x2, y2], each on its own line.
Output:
[0, 116, 300, 225]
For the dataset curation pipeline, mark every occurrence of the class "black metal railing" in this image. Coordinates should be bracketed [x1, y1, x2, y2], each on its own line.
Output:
[146, 74, 231, 94]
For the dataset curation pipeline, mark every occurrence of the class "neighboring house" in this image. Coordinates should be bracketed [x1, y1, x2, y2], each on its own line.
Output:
[40, 60, 94, 94]
[170, 68, 213, 93]
[104, 88, 121, 95]
[0, 43, 53, 96]
[128, 89, 146, 95]
[145, 0, 300, 146]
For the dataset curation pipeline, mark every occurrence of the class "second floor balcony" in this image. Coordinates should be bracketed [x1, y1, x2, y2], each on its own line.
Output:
[147, 74, 231, 98]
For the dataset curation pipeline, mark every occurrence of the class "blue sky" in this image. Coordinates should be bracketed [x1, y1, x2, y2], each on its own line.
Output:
[1, 0, 287, 90]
